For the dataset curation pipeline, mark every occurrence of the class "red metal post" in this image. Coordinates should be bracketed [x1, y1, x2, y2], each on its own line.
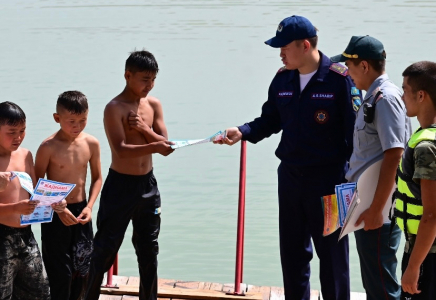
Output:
[113, 253, 118, 275]
[230, 140, 247, 295]
[104, 265, 114, 287]
[102, 254, 119, 288]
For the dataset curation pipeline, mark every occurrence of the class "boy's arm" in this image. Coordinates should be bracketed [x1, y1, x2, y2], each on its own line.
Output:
[151, 99, 169, 140]
[0, 201, 38, 216]
[0, 151, 39, 215]
[77, 138, 102, 224]
[128, 98, 168, 142]
[34, 143, 50, 182]
[402, 178, 436, 295]
[105, 102, 173, 158]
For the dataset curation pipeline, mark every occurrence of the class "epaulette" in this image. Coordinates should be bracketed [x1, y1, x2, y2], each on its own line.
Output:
[329, 63, 348, 76]
[277, 66, 287, 73]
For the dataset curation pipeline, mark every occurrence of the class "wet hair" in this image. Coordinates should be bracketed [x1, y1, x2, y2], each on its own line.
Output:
[348, 51, 386, 73]
[0, 101, 26, 126]
[403, 61, 436, 108]
[125, 50, 159, 74]
[56, 91, 88, 115]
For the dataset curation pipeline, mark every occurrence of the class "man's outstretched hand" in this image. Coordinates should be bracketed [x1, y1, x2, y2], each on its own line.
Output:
[213, 127, 242, 146]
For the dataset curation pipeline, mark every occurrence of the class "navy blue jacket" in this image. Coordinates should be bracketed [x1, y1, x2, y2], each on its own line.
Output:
[238, 52, 360, 167]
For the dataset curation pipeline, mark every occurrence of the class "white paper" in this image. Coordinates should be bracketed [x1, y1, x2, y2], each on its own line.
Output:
[18, 177, 76, 225]
[339, 160, 395, 240]
[170, 130, 226, 149]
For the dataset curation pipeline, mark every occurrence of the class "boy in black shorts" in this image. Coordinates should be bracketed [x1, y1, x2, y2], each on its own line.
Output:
[0, 101, 51, 300]
[84, 50, 173, 300]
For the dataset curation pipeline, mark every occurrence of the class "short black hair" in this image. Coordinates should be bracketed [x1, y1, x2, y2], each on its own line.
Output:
[349, 55, 386, 73]
[0, 101, 26, 126]
[125, 50, 159, 74]
[56, 91, 88, 115]
[295, 28, 319, 49]
[403, 61, 436, 108]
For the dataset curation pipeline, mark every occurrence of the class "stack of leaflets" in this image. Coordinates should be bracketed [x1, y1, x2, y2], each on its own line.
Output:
[321, 182, 356, 236]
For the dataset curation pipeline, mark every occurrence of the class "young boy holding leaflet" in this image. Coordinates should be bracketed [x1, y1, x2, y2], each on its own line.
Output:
[35, 91, 102, 300]
[0, 101, 51, 300]
[84, 50, 174, 300]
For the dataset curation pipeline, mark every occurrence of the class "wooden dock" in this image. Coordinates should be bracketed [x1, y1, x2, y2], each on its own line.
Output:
[99, 275, 366, 300]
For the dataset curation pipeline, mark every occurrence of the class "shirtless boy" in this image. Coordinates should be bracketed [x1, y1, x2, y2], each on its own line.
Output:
[84, 50, 174, 300]
[0, 101, 50, 300]
[35, 91, 102, 300]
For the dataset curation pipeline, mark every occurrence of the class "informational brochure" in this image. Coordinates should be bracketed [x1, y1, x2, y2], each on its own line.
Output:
[11, 172, 76, 225]
[338, 160, 395, 240]
[170, 130, 227, 149]
[321, 194, 339, 236]
[321, 182, 356, 236]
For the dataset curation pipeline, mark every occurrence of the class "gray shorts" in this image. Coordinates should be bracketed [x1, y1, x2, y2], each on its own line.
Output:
[0, 224, 50, 300]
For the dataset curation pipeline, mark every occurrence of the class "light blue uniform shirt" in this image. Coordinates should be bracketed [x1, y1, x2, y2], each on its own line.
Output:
[346, 74, 412, 183]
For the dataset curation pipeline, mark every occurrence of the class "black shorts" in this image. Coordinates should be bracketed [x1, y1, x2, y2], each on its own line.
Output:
[0, 224, 50, 300]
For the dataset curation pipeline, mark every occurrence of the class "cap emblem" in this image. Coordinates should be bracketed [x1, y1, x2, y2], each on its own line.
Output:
[342, 52, 359, 59]
[277, 24, 283, 32]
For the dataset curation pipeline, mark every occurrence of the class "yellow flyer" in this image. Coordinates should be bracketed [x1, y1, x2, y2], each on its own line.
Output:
[322, 194, 339, 236]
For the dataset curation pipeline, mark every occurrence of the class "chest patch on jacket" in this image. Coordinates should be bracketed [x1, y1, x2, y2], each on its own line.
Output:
[314, 110, 329, 124]
[277, 91, 293, 97]
[311, 93, 334, 100]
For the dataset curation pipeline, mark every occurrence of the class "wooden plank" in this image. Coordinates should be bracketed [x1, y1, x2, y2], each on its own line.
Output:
[350, 292, 366, 300]
[209, 283, 223, 292]
[159, 278, 177, 289]
[310, 290, 320, 300]
[158, 278, 176, 300]
[198, 282, 213, 290]
[99, 295, 123, 300]
[269, 286, 284, 300]
[246, 285, 271, 300]
[122, 277, 141, 300]
[222, 283, 247, 294]
[102, 286, 262, 300]
[173, 281, 201, 300]
[100, 275, 129, 300]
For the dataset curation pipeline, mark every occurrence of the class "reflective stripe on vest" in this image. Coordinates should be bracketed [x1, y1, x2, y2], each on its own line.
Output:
[395, 127, 436, 234]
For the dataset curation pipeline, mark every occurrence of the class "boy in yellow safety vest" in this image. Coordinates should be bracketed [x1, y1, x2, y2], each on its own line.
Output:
[397, 61, 436, 299]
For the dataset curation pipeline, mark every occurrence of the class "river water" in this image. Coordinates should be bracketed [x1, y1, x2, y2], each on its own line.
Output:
[1, 0, 434, 293]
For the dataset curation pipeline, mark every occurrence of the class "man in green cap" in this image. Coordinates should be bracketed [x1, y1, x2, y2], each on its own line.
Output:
[332, 36, 411, 300]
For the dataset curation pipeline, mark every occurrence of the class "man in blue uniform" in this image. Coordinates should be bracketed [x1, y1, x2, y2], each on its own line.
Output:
[215, 15, 360, 300]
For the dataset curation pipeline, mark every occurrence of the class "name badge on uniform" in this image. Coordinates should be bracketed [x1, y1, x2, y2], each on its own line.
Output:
[311, 93, 335, 100]
[277, 91, 293, 97]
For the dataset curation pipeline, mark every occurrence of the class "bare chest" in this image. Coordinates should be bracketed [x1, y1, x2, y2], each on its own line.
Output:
[49, 143, 91, 172]
[121, 102, 155, 140]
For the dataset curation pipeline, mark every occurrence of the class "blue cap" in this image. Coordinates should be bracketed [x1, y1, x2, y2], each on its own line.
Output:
[265, 15, 317, 48]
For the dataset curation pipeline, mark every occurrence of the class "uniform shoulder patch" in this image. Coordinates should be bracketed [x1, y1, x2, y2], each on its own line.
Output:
[329, 63, 348, 76]
[277, 66, 287, 73]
